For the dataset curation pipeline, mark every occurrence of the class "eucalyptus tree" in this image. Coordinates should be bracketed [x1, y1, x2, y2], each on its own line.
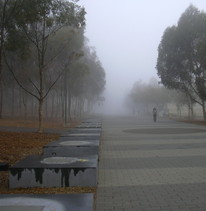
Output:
[5, 0, 85, 132]
[156, 5, 206, 119]
[81, 46, 106, 112]
[63, 47, 106, 120]
[61, 29, 85, 126]
[61, 45, 106, 120]
[64, 61, 88, 120]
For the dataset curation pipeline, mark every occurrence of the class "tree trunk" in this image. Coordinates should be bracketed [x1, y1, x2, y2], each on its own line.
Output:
[18, 86, 22, 116]
[38, 98, 43, 133]
[55, 92, 60, 119]
[190, 103, 194, 120]
[51, 91, 54, 119]
[68, 90, 71, 122]
[202, 101, 206, 121]
[38, 65, 44, 132]
[176, 105, 181, 117]
[187, 97, 194, 120]
[0, 79, 2, 119]
[0, 40, 3, 119]
[38, 14, 46, 133]
[38, 68, 44, 132]
[45, 97, 48, 119]
[22, 91, 27, 120]
[31, 96, 34, 118]
[63, 71, 68, 127]
[11, 83, 15, 117]
[61, 90, 64, 121]
[64, 87, 68, 127]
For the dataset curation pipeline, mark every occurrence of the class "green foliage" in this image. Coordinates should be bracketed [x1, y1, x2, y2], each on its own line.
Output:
[0, 0, 105, 125]
[156, 5, 206, 108]
[66, 45, 106, 101]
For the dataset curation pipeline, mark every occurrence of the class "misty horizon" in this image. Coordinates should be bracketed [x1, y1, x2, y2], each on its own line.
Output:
[79, 0, 206, 115]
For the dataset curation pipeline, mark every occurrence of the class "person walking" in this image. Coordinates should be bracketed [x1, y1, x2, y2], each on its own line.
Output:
[153, 107, 157, 122]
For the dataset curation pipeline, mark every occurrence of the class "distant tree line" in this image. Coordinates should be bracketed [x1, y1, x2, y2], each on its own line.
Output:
[156, 5, 206, 120]
[0, 0, 106, 132]
[126, 78, 195, 119]
[126, 78, 170, 117]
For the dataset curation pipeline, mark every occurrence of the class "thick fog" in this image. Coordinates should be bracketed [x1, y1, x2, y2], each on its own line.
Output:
[79, 0, 206, 115]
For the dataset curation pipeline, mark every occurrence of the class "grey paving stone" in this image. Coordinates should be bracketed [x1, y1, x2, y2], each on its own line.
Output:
[100, 156, 206, 169]
[123, 128, 206, 134]
[97, 184, 206, 209]
[95, 116, 206, 210]
[103, 143, 206, 151]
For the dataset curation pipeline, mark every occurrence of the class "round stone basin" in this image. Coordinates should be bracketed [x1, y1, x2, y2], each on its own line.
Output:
[60, 141, 91, 146]
[40, 157, 88, 165]
[0, 197, 66, 211]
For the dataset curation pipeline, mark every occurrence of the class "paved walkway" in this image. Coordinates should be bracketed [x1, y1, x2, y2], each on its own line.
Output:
[95, 116, 206, 211]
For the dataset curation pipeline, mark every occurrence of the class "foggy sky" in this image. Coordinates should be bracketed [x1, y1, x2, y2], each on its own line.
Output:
[79, 0, 206, 114]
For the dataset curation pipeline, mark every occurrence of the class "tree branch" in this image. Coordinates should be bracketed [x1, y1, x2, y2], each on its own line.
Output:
[43, 68, 65, 100]
[4, 53, 39, 101]
[27, 76, 40, 95]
